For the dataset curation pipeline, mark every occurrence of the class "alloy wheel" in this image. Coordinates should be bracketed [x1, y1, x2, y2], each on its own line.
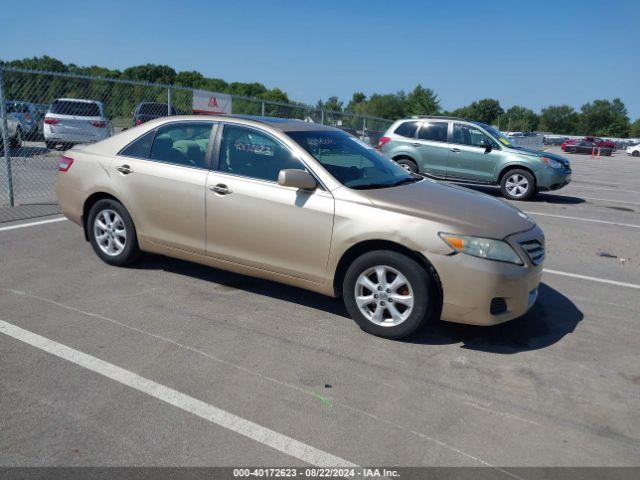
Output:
[93, 209, 127, 256]
[354, 265, 414, 327]
[505, 173, 530, 198]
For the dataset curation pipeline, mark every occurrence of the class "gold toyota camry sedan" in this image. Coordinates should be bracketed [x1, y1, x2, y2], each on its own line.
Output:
[56, 115, 544, 339]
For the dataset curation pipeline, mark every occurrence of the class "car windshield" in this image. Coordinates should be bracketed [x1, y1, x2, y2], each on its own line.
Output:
[286, 130, 420, 189]
[475, 122, 518, 148]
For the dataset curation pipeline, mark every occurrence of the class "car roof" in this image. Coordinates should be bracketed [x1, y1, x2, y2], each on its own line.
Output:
[147, 114, 341, 133]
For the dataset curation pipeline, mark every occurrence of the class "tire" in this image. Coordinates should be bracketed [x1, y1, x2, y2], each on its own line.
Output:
[9, 128, 22, 149]
[500, 169, 536, 201]
[395, 158, 418, 173]
[632, 151, 639, 157]
[45, 141, 57, 150]
[342, 250, 436, 339]
[569, 147, 577, 153]
[87, 199, 140, 266]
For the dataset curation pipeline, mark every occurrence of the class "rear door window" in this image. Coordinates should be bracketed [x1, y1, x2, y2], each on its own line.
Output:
[50, 101, 101, 117]
[120, 130, 156, 159]
[393, 121, 419, 138]
[417, 122, 448, 142]
[148, 122, 214, 168]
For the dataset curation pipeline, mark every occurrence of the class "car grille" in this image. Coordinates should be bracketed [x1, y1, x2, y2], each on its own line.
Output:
[520, 238, 545, 265]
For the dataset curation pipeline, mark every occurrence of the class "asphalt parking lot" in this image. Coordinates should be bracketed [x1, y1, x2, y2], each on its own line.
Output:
[1, 146, 639, 470]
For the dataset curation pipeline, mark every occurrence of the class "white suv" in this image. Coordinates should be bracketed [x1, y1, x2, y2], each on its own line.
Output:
[44, 98, 112, 149]
[626, 143, 640, 157]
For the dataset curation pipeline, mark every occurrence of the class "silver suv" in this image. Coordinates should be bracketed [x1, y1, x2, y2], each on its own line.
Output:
[378, 116, 571, 200]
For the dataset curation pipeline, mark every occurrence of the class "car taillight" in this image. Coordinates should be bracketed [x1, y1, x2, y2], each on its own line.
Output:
[90, 121, 106, 128]
[44, 118, 59, 125]
[377, 136, 391, 150]
[59, 156, 74, 172]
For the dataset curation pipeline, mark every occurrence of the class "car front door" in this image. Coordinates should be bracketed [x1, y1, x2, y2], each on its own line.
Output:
[205, 123, 334, 284]
[110, 121, 216, 253]
[447, 123, 499, 183]
[414, 121, 450, 177]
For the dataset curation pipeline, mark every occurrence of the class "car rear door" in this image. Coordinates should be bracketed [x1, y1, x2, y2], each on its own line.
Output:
[110, 120, 216, 253]
[204, 123, 334, 284]
[413, 121, 450, 177]
[447, 123, 498, 183]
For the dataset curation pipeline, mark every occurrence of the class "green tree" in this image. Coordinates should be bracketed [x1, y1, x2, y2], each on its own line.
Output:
[351, 92, 407, 119]
[538, 105, 579, 134]
[404, 84, 440, 116]
[450, 98, 503, 125]
[175, 70, 205, 89]
[122, 64, 177, 85]
[578, 98, 630, 137]
[629, 118, 640, 138]
[499, 106, 539, 132]
[318, 96, 343, 112]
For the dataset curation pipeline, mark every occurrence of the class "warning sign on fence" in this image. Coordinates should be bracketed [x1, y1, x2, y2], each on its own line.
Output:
[192, 90, 232, 115]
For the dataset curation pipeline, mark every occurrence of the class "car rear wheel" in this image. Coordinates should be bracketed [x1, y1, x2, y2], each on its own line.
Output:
[343, 250, 436, 339]
[395, 158, 418, 173]
[9, 128, 22, 148]
[500, 169, 536, 201]
[88, 199, 140, 266]
[633, 151, 640, 157]
[569, 147, 577, 153]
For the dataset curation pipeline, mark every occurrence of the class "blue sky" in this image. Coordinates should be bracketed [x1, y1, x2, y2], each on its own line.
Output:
[1, 0, 639, 118]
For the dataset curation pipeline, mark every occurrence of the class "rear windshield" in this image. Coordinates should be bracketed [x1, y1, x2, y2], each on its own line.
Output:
[50, 101, 101, 117]
[138, 103, 175, 116]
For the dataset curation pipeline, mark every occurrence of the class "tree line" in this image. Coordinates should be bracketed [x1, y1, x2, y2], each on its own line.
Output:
[2, 56, 638, 137]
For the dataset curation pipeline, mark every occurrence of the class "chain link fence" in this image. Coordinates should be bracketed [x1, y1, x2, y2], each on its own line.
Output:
[0, 66, 393, 219]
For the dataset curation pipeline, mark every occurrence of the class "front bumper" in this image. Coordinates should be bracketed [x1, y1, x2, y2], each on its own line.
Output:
[428, 226, 544, 326]
[536, 167, 571, 192]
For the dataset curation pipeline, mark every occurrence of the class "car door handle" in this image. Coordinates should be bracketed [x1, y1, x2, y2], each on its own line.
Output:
[450, 148, 461, 153]
[209, 184, 232, 195]
[411, 142, 421, 147]
[116, 164, 133, 174]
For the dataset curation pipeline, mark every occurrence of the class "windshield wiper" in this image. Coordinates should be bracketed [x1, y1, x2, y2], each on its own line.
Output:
[350, 177, 421, 190]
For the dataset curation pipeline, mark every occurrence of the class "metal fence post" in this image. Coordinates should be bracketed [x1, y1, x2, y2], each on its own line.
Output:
[0, 66, 15, 207]
[362, 117, 367, 142]
[167, 86, 172, 116]
[320, 109, 324, 125]
[261, 101, 265, 116]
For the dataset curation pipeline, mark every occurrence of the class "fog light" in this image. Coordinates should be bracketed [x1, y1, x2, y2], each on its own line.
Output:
[490, 298, 508, 315]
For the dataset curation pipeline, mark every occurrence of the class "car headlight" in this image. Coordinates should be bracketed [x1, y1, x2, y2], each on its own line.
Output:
[439, 233, 523, 265]
[541, 156, 563, 169]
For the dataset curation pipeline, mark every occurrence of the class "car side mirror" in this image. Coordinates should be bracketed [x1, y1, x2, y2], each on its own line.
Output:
[483, 143, 492, 153]
[278, 169, 317, 190]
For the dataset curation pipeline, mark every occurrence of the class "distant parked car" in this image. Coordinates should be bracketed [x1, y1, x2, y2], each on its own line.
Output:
[565, 141, 612, 156]
[0, 113, 21, 152]
[626, 143, 640, 157]
[5, 101, 38, 141]
[584, 136, 616, 151]
[378, 116, 571, 200]
[133, 102, 177, 126]
[561, 139, 578, 151]
[44, 99, 112, 149]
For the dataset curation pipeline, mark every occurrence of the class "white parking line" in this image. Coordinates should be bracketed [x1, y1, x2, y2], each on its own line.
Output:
[544, 269, 640, 290]
[524, 211, 640, 229]
[0, 217, 67, 232]
[569, 185, 640, 194]
[0, 319, 356, 468]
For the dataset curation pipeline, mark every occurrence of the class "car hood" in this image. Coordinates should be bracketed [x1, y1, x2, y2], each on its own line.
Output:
[508, 147, 571, 166]
[360, 179, 536, 239]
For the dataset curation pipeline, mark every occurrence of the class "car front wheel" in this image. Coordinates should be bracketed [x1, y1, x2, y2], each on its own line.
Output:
[343, 250, 436, 339]
[87, 199, 140, 266]
[500, 169, 536, 200]
[395, 158, 418, 173]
